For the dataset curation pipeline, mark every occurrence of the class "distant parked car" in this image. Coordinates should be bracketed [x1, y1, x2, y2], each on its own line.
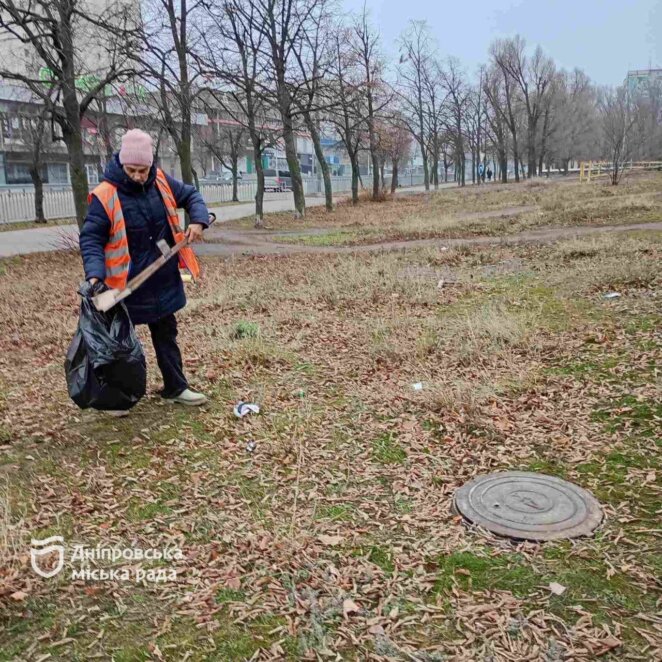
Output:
[263, 169, 288, 192]
[199, 171, 242, 184]
[221, 171, 242, 183]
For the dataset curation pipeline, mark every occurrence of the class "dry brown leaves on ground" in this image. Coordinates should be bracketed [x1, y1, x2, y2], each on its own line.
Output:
[0, 223, 660, 660]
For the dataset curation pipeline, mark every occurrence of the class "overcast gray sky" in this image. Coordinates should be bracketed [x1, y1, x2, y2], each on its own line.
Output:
[343, 0, 662, 86]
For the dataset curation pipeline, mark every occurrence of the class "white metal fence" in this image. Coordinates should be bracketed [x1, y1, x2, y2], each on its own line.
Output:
[0, 174, 429, 225]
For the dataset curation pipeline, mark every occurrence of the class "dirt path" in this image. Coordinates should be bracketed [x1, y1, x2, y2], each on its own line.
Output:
[197, 220, 662, 258]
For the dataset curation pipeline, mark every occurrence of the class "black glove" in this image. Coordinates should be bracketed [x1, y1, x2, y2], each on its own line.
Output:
[78, 280, 109, 298]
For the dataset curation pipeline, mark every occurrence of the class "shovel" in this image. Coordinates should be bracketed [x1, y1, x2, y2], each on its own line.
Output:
[92, 212, 217, 313]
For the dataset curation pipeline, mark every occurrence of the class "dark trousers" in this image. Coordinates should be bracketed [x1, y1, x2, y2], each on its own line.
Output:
[148, 314, 188, 398]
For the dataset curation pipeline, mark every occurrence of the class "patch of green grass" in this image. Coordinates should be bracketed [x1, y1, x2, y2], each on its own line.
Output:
[293, 361, 316, 375]
[434, 551, 538, 597]
[317, 503, 353, 521]
[216, 588, 246, 604]
[546, 356, 619, 379]
[275, 230, 364, 247]
[624, 314, 662, 335]
[575, 445, 660, 509]
[211, 615, 293, 659]
[231, 320, 261, 340]
[367, 545, 395, 574]
[550, 561, 643, 613]
[592, 394, 662, 438]
[0, 423, 11, 444]
[126, 499, 173, 521]
[394, 498, 413, 514]
[520, 458, 568, 478]
[372, 433, 406, 465]
[0, 217, 75, 232]
[101, 444, 153, 469]
[0, 599, 58, 658]
[111, 646, 150, 661]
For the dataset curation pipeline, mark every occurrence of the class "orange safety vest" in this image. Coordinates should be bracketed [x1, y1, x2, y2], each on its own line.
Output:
[88, 169, 201, 290]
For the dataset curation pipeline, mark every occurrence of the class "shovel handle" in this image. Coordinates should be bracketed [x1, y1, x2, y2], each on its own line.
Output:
[92, 213, 214, 312]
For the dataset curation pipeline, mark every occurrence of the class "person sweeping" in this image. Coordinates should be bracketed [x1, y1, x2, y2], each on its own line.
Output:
[79, 129, 210, 415]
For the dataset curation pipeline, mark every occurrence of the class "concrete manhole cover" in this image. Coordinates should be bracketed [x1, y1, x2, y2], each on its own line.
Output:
[454, 471, 603, 541]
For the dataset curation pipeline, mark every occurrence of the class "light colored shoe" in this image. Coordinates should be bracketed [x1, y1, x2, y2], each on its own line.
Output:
[105, 410, 130, 418]
[165, 388, 208, 406]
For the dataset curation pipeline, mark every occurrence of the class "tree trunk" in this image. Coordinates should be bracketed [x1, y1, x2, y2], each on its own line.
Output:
[371, 151, 380, 200]
[178, 132, 194, 186]
[276, 80, 305, 217]
[527, 123, 537, 178]
[499, 148, 508, 183]
[30, 164, 46, 223]
[282, 122, 305, 217]
[98, 96, 114, 162]
[249, 122, 265, 225]
[350, 154, 359, 205]
[305, 112, 332, 211]
[62, 123, 89, 229]
[391, 159, 398, 193]
[421, 144, 430, 191]
[254, 153, 265, 225]
[231, 157, 239, 202]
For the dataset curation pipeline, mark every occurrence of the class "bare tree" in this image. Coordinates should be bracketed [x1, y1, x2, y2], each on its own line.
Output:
[375, 119, 411, 193]
[16, 100, 54, 222]
[229, 0, 327, 219]
[423, 50, 446, 189]
[137, 0, 209, 188]
[201, 0, 278, 225]
[0, 0, 136, 226]
[465, 68, 486, 184]
[488, 42, 525, 182]
[198, 109, 246, 202]
[491, 36, 554, 177]
[599, 85, 641, 185]
[483, 65, 509, 182]
[353, 7, 387, 200]
[291, 0, 335, 211]
[329, 25, 364, 205]
[439, 57, 469, 186]
[396, 20, 435, 191]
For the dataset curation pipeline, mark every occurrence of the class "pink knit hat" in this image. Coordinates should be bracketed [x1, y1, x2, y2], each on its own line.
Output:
[119, 129, 154, 167]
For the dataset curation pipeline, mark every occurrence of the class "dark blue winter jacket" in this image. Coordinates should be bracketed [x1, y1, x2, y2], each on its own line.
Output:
[79, 155, 209, 325]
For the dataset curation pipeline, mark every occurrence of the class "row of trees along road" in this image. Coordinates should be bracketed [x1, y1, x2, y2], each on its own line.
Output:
[0, 1, 660, 228]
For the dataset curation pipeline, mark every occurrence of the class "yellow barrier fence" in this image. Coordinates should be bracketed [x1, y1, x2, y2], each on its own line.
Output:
[579, 161, 662, 182]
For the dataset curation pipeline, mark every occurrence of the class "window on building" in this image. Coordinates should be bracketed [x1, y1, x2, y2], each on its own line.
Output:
[6, 162, 33, 185]
[0, 115, 11, 140]
[85, 163, 100, 185]
[47, 162, 70, 184]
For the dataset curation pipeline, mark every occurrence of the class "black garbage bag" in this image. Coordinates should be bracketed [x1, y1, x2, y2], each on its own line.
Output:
[65, 281, 146, 410]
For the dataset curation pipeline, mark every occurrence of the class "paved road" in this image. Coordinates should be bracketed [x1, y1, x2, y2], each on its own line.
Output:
[0, 185, 440, 258]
